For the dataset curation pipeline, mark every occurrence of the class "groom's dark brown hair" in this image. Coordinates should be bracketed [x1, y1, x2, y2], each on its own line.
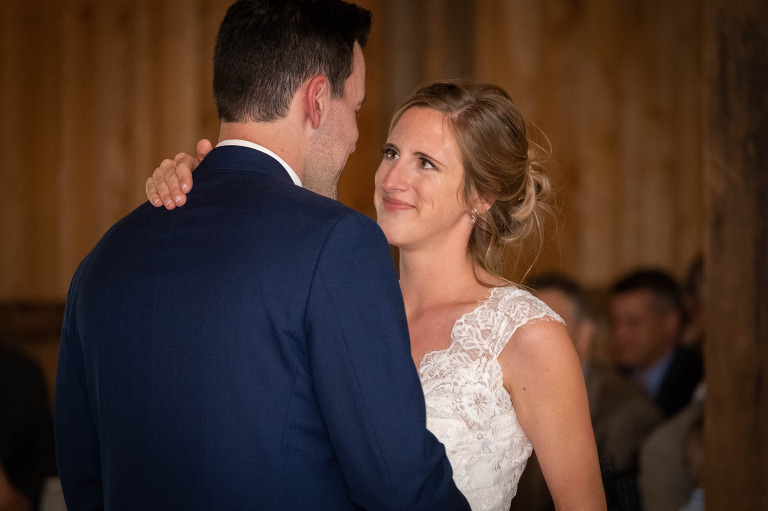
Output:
[214, 0, 371, 123]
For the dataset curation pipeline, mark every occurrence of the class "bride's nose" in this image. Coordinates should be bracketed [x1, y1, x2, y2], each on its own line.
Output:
[381, 161, 407, 192]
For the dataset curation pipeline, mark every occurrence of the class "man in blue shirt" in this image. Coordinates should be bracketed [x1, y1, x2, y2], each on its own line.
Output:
[610, 269, 703, 417]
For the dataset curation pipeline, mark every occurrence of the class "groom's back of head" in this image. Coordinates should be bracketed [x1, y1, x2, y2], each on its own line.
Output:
[214, 0, 372, 123]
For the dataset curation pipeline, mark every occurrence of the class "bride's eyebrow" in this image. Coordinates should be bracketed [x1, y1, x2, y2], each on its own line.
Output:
[414, 151, 445, 168]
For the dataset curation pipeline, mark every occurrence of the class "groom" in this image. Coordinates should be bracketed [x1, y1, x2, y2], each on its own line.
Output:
[54, 1, 468, 510]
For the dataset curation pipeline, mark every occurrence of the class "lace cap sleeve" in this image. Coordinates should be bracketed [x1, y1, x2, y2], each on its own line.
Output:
[484, 286, 565, 358]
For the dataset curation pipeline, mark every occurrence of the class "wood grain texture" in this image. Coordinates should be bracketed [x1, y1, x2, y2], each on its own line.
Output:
[475, 0, 703, 286]
[0, 0, 703, 294]
[0, 0, 230, 300]
[703, 0, 768, 507]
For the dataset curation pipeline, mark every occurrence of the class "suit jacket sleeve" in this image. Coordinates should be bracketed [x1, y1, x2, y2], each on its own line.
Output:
[306, 213, 469, 511]
[54, 257, 105, 511]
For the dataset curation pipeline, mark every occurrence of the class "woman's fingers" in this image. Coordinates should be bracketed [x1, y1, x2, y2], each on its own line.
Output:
[147, 139, 210, 209]
[148, 159, 178, 209]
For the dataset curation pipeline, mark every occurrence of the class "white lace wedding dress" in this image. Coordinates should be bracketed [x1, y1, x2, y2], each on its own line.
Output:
[418, 286, 563, 511]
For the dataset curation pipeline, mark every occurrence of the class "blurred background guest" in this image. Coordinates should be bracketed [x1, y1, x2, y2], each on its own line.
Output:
[0, 345, 56, 511]
[609, 269, 702, 418]
[638, 258, 707, 511]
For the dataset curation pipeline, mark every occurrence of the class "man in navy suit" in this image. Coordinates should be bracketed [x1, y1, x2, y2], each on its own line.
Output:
[610, 269, 703, 418]
[54, 1, 468, 509]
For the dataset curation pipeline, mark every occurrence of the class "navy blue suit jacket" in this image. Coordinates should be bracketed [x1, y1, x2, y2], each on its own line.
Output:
[656, 346, 703, 417]
[55, 146, 468, 510]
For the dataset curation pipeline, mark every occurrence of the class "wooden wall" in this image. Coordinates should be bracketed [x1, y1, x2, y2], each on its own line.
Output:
[0, 0, 230, 302]
[0, 0, 704, 303]
[474, 0, 703, 284]
[703, 0, 768, 508]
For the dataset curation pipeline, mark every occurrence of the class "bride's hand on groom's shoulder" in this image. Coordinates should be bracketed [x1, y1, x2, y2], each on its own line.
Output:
[146, 138, 212, 209]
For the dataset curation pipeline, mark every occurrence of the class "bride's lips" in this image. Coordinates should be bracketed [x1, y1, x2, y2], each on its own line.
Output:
[382, 197, 415, 211]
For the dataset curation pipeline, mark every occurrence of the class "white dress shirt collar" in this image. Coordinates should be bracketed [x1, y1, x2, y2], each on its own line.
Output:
[216, 139, 302, 187]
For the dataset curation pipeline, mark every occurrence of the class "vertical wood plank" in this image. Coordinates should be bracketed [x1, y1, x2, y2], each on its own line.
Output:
[0, 1, 21, 299]
[477, 0, 601, 282]
[0, 0, 64, 301]
[576, 0, 624, 285]
[703, 0, 768, 507]
[58, 0, 133, 292]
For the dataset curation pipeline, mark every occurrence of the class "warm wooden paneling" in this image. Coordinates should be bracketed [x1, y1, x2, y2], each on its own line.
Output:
[475, 0, 703, 286]
[703, 0, 768, 507]
[0, 0, 65, 301]
[0, 0, 230, 301]
[1, 0, 704, 293]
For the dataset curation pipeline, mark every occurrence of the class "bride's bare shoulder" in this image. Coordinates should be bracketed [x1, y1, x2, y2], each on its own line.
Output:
[497, 309, 581, 393]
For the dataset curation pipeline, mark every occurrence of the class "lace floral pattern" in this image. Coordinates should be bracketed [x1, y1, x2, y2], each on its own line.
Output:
[419, 286, 563, 511]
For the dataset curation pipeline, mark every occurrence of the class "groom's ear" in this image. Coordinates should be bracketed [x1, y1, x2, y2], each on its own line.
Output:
[303, 75, 329, 130]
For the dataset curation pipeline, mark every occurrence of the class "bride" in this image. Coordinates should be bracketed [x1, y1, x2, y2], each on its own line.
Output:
[147, 80, 605, 510]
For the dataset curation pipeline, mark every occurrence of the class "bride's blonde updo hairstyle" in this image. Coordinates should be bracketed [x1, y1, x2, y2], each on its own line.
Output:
[390, 80, 553, 283]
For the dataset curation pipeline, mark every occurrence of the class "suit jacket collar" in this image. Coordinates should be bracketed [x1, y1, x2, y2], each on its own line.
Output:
[197, 145, 297, 185]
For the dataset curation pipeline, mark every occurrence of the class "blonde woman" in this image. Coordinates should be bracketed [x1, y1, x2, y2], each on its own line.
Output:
[147, 80, 605, 510]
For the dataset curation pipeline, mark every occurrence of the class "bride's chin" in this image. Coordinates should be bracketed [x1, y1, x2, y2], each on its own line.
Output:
[380, 228, 403, 248]
[377, 219, 413, 248]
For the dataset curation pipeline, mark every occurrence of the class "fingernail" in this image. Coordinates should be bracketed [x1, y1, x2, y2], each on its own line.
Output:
[153, 198, 161, 205]
[181, 184, 188, 191]
[165, 199, 174, 207]
[175, 195, 183, 204]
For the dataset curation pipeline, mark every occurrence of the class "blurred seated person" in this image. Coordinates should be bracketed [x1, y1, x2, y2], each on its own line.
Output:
[638, 258, 706, 511]
[678, 409, 705, 511]
[0, 345, 56, 511]
[610, 269, 702, 417]
[511, 273, 662, 511]
[638, 386, 705, 511]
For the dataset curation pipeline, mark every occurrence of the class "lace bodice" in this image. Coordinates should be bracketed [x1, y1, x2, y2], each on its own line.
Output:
[419, 286, 563, 511]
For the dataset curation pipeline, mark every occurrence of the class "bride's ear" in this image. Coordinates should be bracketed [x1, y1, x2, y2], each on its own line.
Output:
[467, 196, 493, 225]
[473, 195, 495, 216]
[303, 75, 330, 129]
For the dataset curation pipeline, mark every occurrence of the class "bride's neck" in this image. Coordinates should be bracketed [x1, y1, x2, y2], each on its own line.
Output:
[398, 246, 483, 312]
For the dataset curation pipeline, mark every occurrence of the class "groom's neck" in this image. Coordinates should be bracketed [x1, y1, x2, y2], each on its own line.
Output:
[218, 120, 308, 182]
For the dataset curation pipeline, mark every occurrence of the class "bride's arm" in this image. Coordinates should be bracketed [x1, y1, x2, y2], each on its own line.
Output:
[145, 139, 213, 209]
[498, 319, 606, 511]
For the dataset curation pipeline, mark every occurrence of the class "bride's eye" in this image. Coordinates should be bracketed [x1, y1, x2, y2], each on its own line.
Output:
[382, 146, 399, 160]
[419, 157, 436, 170]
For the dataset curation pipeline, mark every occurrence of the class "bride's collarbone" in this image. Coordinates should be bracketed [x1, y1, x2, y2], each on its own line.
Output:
[408, 299, 481, 358]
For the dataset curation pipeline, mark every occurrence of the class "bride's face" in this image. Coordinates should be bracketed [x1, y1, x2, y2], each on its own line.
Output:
[374, 107, 472, 251]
